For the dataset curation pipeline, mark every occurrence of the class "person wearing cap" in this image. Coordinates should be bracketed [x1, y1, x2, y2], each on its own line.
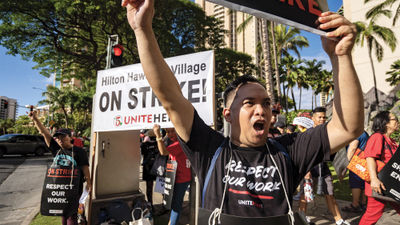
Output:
[29, 111, 91, 225]
[140, 129, 159, 208]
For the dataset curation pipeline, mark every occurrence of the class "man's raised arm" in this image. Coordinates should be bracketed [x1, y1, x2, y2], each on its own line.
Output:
[320, 12, 364, 153]
[122, 0, 194, 142]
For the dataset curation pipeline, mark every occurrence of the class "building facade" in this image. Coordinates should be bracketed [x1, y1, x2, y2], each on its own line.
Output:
[195, 0, 261, 66]
[0, 96, 17, 120]
[343, 0, 400, 106]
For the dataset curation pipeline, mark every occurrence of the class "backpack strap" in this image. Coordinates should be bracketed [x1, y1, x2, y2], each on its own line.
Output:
[202, 138, 228, 208]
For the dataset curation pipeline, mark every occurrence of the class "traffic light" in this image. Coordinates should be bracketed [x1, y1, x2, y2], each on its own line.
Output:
[111, 44, 124, 68]
[30, 105, 34, 112]
[4, 101, 8, 109]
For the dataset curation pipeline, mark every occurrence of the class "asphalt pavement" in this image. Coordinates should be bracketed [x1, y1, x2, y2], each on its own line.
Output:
[1, 156, 400, 225]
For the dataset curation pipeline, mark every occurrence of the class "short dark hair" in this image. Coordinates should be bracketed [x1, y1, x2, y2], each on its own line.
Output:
[312, 107, 326, 115]
[223, 75, 264, 107]
[372, 111, 390, 133]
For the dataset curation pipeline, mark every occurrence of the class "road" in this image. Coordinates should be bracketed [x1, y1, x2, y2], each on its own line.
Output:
[0, 156, 25, 185]
[0, 154, 51, 225]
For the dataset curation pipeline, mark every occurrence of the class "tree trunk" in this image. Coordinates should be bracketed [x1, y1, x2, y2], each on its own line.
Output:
[299, 87, 302, 110]
[291, 87, 297, 111]
[271, 22, 281, 104]
[285, 84, 289, 113]
[261, 19, 275, 104]
[62, 107, 69, 128]
[311, 91, 314, 110]
[368, 47, 379, 108]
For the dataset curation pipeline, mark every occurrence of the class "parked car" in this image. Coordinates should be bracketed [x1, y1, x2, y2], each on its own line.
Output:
[0, 134, 49, 157]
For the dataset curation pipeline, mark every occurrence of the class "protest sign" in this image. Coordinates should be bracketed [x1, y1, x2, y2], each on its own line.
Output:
[93, 51, 214, 132]
[378, 148, 400, 202]
[40, 165, 81, 217]
[206, 0, 330, 36]
[163, 160, 177, 209]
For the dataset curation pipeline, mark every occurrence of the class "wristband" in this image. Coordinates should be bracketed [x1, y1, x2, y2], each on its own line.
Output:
[156, 137, 163, 141]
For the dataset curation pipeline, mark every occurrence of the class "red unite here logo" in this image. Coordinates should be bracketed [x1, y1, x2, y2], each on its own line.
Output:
[114, 115, 122, 127]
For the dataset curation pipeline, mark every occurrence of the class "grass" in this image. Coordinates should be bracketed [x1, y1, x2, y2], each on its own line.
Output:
[30, 214, 61, 225]
[328, 162, 353, 202]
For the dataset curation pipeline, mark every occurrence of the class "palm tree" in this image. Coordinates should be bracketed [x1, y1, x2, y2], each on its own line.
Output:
[386, 59, 400, 86]
[365, 0, 400, 26]
[236, 15, 275, 103]
[39, 86, 70, 128]
[355, 9, 397, 106]
[280, 55, 303, 111]
[303, 59, 325, 110]
[273, 24, 309, 62]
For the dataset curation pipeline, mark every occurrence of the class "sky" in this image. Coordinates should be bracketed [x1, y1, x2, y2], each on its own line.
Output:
[0, 0, 342, 117]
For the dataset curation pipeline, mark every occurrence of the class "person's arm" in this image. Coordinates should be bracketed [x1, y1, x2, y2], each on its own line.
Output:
[82, 165, 92, 192]
[347, 139, 360, 161]
[122, 0, 194, 142]
[153, 124, 169, 156]
[366, 157, 385, 194]
[319, 12, 364, 153]
[29, 111, 52, 147]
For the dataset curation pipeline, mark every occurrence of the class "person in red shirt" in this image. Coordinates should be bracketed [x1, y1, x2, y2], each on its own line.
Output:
[360, 111, 400, 225]
[153, 124, 191, 225]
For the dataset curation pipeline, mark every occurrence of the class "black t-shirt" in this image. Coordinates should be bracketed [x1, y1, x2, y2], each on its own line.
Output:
[178, 111, 330, 217]
[49, 139, 89, 193]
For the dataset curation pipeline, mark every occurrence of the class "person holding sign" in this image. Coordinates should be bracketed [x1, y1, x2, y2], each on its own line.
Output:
[359, 111, 399, 225]
[122, 0, 363, 223]
[153, 124, 191, 225]
[29, 111, 91, 225]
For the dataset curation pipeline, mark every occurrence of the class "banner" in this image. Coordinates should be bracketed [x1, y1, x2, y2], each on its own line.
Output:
[207, 0, 330, 36]
[378, 148, 400, 202]
[93, 51, 214, 132]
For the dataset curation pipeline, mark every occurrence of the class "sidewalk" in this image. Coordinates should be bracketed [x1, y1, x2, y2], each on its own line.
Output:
[143, 180, 400, 225]
[0, 157, 49, 225]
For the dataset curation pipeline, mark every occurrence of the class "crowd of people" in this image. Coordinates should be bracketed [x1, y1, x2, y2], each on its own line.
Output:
[25, 0, 399, 224]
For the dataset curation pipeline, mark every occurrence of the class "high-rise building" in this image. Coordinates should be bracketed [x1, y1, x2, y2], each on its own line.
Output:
[343, 0, 400, 104]
[0, 96, 17, 120]
[195, 0, 261, 66]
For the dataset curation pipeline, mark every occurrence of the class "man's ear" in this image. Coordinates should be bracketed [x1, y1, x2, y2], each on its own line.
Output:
[223, 108, 231, 123]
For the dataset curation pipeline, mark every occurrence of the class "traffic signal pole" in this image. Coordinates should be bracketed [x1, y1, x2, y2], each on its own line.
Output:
[105, 35, 119, 69]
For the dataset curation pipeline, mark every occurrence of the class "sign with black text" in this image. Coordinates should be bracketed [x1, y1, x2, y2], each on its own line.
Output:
[93, 51, 214, 132]
[207, 0, 330, 36]
[163, 160, 177, 209]
[378, 148, 400, 202]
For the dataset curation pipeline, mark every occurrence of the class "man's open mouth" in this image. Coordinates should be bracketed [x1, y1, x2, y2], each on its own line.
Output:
[253, 121, 265, 131]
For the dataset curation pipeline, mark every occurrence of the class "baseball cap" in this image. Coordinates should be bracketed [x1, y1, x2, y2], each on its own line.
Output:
[53, 128, 72, 137]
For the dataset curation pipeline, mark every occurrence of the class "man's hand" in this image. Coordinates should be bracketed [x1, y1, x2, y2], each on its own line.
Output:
[153, 124, 161, 137]
[319, 12, 356, 57]
[122, 0, 154, 32]
[28, 111, 38, 121]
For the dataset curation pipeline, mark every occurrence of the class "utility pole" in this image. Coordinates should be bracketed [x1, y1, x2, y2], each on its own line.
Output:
[105, 35, 119, 69]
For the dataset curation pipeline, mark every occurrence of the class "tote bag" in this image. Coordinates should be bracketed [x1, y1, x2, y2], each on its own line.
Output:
[40, 150, 81, 217]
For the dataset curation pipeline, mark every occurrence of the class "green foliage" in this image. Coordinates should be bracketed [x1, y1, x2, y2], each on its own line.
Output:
[12, 115, 38, 135]
[0, 118, 15, 135]
[386, 59, 400, 86]
[30, 214, 61, 225]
